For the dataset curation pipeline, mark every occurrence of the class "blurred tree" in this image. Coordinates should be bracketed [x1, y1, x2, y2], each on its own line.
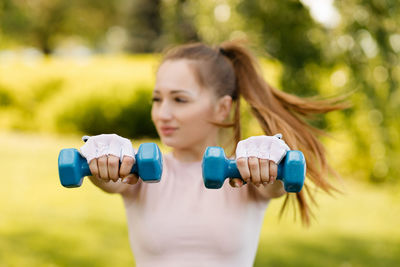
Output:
[331, 0, 400, 183]
[124, 0, 199, 53]
[0, 0, 200, 53]
[237, 0, 326, 96]
[0, 0, 123, 54]
[159, 0, 199, 47]
[171, 0, 199, 43]
[124, 0, 163, 52]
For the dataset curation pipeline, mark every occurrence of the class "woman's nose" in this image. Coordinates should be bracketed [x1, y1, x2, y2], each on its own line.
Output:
[157, 101, 173, 120]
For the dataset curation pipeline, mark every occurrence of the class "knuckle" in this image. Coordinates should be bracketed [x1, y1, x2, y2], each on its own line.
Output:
[248, 158, 258, 168]
[236, 158, 246, 167]
[124, 156, 135, 165]
[97, 156, 107, 164]
[108, 158, 119, 168]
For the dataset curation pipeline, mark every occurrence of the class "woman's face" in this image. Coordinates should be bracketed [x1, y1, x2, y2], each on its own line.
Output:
[151, 59, 228, 150]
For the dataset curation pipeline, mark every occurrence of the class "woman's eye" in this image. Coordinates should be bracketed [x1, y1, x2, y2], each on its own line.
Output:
[151, 97, 161, 102]
[175, 97, 187, 103]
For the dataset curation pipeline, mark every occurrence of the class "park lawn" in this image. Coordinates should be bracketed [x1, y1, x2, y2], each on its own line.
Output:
[0, 131, 399, 266]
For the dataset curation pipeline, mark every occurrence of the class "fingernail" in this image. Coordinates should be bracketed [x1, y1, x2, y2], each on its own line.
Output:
[122, 177, 129, 183]
[256, 183, 261, 188]
[234, 181, 239, 188]
[263, 182, 268, 186]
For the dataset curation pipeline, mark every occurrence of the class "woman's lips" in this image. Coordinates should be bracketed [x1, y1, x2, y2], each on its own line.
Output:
[160, 126, 178, 136]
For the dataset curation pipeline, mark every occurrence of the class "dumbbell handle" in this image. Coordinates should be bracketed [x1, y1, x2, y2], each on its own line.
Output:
[225, 160, 284, 181]
[225, 151, 305, 192]
[68, 149, 139, 177]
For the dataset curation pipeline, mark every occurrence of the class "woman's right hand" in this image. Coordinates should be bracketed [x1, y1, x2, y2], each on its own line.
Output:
[79, 134, 139, 185]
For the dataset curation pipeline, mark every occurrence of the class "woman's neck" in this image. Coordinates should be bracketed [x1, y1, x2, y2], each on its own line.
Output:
[172, 139, 217, 163]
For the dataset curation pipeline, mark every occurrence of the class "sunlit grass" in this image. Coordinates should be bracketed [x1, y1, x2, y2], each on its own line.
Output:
[1, 131, 399, 266]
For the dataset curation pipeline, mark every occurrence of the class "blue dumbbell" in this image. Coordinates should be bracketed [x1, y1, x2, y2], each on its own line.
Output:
[58, 143, 163, 188]
[202, 147, 306, 192]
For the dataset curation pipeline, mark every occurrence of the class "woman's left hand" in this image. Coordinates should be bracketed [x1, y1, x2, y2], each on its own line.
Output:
[230, 134, 290, 188]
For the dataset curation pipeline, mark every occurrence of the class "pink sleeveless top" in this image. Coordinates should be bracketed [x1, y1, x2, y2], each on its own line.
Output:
[121, 152, 270, 267]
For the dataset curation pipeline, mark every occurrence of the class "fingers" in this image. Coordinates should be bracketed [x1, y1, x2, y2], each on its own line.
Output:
[89, 158, 99, 178]
[269, 161, 278, 184]
[248, 157, 261, 187]
[119, 156, 135, 178]
[91, 154, 138, 184]
[97, 155, 109, 181]
[237, 157, 250, 182]
[260, 159, 270, 185]
[120, 156, 137, 184]
[236, 157, 277, 188]
[107, 155, 120, 182]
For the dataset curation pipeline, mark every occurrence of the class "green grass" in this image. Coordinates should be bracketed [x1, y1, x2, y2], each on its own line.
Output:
[1, 131, 399, 266]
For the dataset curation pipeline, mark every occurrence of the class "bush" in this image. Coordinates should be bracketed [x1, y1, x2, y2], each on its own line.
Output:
[0, 86, 14, 107]
[56, 86, 157, 139]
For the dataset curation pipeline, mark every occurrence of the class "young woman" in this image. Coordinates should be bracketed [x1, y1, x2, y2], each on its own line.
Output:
[79, 40, 348, 267]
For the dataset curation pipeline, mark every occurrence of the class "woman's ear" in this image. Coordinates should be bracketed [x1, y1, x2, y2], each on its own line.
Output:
[214, 95, 233, 122]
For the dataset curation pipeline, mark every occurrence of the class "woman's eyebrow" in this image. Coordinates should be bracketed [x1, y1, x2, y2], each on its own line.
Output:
[171, 90, 192, 95]
[153, 89, 193, 96]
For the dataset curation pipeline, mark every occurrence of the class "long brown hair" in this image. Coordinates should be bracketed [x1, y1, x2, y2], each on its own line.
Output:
[161, 39, 350, 225]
